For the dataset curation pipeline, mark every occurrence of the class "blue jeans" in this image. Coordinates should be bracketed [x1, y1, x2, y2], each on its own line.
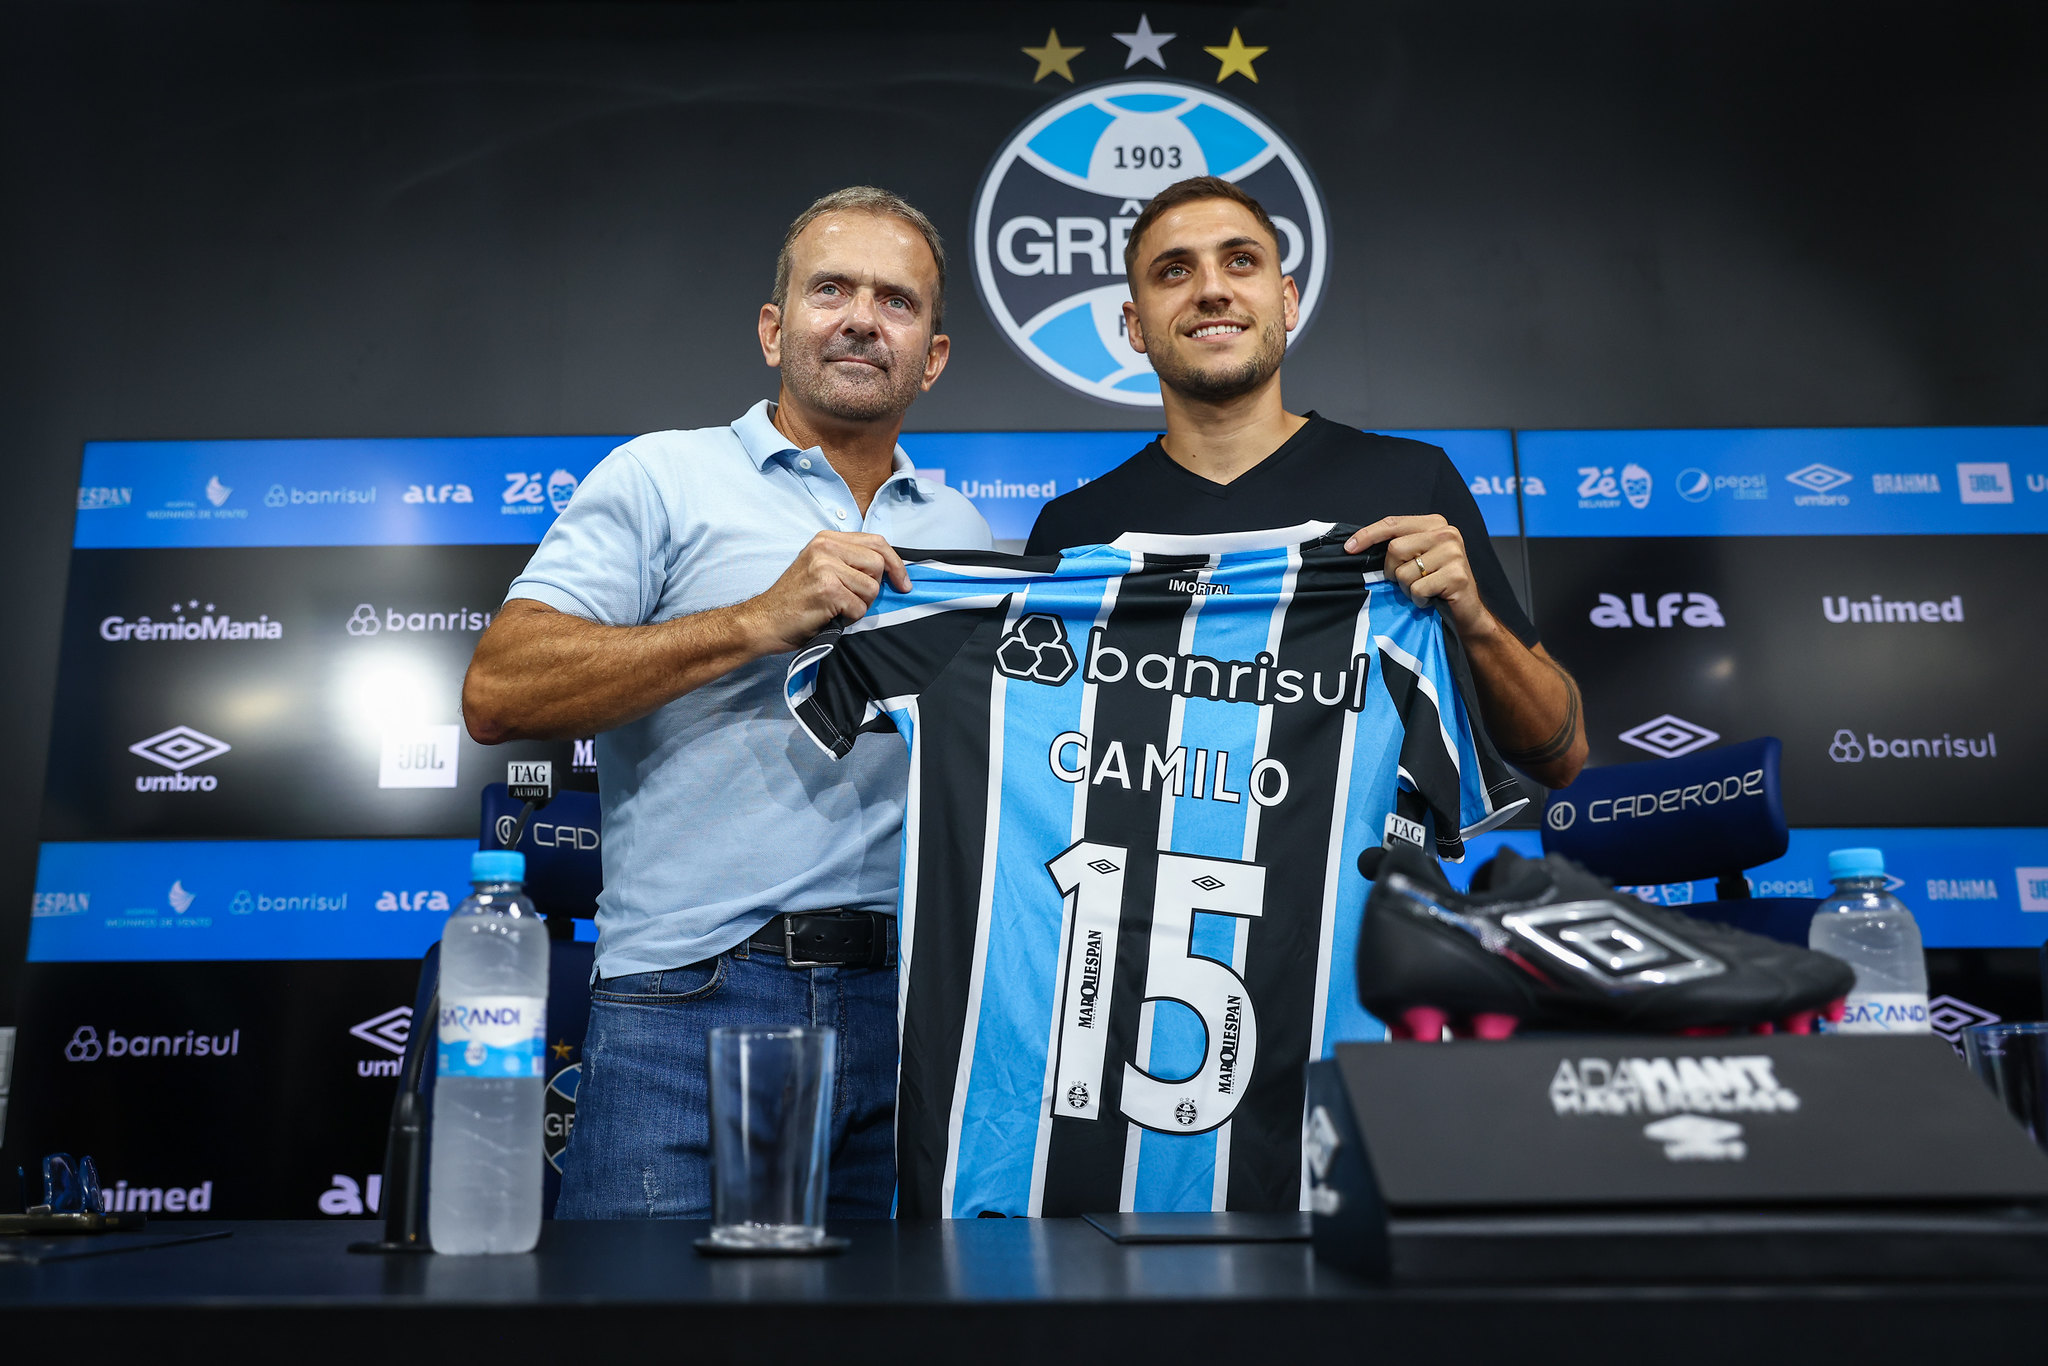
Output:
[554, 945, 897, 1220]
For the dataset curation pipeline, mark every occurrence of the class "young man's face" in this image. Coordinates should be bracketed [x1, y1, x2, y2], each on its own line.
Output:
[762, 211, 949, 424]
[1122, 197, 1299, 403]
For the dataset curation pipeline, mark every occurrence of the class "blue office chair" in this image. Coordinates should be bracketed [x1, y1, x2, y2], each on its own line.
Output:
[354, 784, 603, 1250]
[1539, 736, 1818, 944]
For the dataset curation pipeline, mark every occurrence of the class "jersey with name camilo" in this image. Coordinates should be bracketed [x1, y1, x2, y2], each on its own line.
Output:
[785, 522, 1525, 1218]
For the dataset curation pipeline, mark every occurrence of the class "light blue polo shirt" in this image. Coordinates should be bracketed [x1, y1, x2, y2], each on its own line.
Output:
[505, 400, 993, 977]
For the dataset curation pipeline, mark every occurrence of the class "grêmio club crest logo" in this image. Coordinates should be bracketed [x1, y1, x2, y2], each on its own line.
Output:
[971, 80, 1328, 407]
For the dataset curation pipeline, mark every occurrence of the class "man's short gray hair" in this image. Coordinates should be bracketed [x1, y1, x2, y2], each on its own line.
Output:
[771, 186, 948, 333]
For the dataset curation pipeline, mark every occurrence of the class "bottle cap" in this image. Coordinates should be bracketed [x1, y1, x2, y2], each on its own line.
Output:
[1827, 847, 1885, 880]
[471, 850, 526, 883]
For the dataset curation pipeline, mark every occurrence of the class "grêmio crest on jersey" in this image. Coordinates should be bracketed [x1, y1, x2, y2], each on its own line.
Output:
[786, 522, 1523, 1217]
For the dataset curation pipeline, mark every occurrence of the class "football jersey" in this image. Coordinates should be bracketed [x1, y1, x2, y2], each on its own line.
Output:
[785, 522, 1526, 1218]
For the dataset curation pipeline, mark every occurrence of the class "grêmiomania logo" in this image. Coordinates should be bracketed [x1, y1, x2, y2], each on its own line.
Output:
[972, 80, 1327, 407]
[100, 600, 282, 644]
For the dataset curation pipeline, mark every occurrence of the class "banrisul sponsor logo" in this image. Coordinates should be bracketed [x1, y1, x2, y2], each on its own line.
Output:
[265, 483, 375, 508]
[972, 80, 1327, 407]
[1828, 728, 1996, 762]
[344, 603, 494, 636]
[1822, 594, 1964, 624]
[1589, 592, 1725, 629]
[64, 1023, 241, 1062]
[100, 599, 282, 644]
[129, 725, 231, 792]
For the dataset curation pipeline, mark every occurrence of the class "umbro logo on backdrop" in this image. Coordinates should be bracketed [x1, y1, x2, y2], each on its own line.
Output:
[1617, 715, 1719, 759]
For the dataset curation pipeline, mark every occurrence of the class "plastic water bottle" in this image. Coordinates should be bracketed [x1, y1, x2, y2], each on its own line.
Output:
[1808, 847, 1929, 1034]
[430, 850, 548, 1253]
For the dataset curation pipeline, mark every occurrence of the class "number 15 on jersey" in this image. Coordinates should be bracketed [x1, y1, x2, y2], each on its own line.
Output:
[1045, 841, 1268, 1134]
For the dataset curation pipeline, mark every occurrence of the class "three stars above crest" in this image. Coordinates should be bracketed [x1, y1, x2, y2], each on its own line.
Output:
[1022, 15, 1267, 84]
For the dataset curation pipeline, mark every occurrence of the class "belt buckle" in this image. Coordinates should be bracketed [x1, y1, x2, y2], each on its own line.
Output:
[783, 915, 828, 969]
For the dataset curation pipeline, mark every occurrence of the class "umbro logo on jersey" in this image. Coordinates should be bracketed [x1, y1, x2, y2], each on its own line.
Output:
[995, 614, 1077, 686]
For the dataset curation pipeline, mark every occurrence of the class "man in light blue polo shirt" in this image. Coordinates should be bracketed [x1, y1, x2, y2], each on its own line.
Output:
[462, 187, 991, 1219]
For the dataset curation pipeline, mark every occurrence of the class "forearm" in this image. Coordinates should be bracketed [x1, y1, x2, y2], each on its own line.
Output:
[462, 599, 767, 743]
[1457, 615, 1587, 788]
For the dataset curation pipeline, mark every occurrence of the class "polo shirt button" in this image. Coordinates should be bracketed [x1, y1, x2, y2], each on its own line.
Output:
[799, 457, 812, 469]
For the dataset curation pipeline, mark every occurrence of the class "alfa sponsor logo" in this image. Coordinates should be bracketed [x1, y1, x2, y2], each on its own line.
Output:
[1873, 472, 1941, 494]
[100, 600, 283, 643]
[1468, 475, 1546, 497]
[375, 888, 452, 911]
[65, 1024, 242, 1061]
[1828, 729, 1996, 762]
[1674, 468, 1766, 502]
[1957, 461, 2013, 505]
[1616, 714, 1720, 759]
[344, 603, 494, 636]
[971, 79, 1327, 407]
[320, 1174, 382, 1215]
[1576, 463, 1652, 510]
[403, 482, 473, 503]
[265, 483, 376, 508]
[129, 725, 231, 792]
[1786, 463, 1853, 505]
[1821, 594, 1963, 624]
[1549, 1054, 1800, 1117]
[1589, 592, 1724, 629]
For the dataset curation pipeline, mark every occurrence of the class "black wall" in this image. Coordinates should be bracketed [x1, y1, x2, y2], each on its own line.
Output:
[4, 0, 2044, 1019]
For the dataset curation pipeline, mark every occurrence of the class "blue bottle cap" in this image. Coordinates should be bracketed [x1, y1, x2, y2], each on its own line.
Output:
[1827, 847, 1885, 880]
[471, 850, 526, 883]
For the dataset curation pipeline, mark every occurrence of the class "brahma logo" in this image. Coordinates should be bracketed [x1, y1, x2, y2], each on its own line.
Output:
[972, 80, 1327, 407]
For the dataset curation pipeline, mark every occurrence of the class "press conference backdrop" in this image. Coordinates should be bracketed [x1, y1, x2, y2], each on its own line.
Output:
[9, 423, 2046, 1219]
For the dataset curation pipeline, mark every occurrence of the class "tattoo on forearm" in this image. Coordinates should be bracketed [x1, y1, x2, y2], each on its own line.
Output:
[1500, 666, 1580, 768]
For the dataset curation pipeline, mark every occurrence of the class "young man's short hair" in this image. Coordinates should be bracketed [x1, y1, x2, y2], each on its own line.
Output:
[1121, 176, 1283, 280]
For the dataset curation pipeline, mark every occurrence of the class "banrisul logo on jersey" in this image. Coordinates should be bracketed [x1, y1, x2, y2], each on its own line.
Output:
[973, 81, 1328, 406]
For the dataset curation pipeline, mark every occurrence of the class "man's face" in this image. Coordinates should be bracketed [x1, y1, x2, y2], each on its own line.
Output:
[761, 211, 948, 424]
[1122, 199, 1298, 403]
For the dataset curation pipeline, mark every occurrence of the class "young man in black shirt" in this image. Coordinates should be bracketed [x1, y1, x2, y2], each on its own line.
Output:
[1027, 177, 1586, 788]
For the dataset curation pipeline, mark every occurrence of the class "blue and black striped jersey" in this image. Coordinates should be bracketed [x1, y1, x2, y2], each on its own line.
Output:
[786, 522, 1526, 1218]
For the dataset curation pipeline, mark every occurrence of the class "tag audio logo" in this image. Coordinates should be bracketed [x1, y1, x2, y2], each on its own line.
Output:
[972, 80, 1327, 406]
[129, 725, 231, 792]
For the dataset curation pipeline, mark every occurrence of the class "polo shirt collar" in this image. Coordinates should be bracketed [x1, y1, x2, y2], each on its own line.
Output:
[731, 399, 932, 501]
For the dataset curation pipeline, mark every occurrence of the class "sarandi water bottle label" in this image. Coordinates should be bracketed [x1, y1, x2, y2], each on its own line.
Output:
[1823, 993, 1931, 1034]
[437, 995, 547, 1078]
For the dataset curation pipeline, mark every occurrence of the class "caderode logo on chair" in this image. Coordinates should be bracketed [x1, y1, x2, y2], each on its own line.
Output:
[972, 80, 1328, 407]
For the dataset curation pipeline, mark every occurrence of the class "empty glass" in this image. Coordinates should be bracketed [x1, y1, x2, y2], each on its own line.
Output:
[1962, 1022, 2048, 1152]
[706, 1026, 836, 1251]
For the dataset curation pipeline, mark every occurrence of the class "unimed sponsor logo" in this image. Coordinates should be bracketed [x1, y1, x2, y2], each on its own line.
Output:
[1821, 594, 1964, 624]
[958, 477, 1062, 499]
[104, 1178, 214, 1214]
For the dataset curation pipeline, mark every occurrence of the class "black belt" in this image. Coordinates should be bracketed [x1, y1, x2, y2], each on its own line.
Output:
[748, 910, 896, 968]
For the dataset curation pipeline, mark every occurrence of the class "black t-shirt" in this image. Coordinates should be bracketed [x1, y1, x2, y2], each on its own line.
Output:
[1025, 414, 1539, 647]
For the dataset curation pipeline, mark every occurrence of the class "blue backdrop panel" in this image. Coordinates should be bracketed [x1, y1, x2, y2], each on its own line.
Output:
[1517, 427, 2048, 537]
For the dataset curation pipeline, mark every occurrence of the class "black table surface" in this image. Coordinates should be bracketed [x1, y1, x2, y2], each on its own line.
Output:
[5, 1218, 2047, 1365]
